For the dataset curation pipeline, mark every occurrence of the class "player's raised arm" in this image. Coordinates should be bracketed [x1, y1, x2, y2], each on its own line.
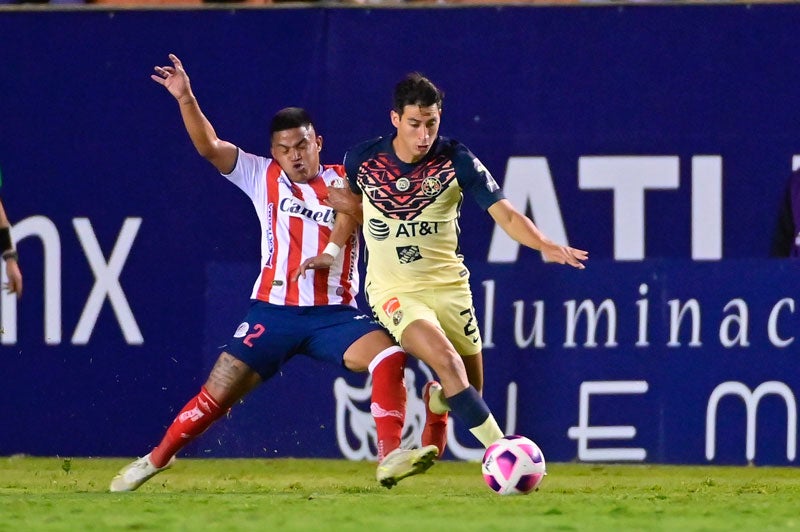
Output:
[488, 198, 588, 269]
[151, 54, 237, 174]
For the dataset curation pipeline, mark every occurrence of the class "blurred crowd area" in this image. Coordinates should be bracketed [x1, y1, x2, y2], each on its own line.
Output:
[1, 0, 788, 6]
[0, 0, 583, 5]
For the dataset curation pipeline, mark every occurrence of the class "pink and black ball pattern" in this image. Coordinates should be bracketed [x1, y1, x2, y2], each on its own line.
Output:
[481, 435, 546, 495]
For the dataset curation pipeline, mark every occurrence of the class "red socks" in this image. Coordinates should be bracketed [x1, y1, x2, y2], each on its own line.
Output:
[369, 347, 407, 461]
[422, 382, 448, 458]
[150, 386, 225, 468]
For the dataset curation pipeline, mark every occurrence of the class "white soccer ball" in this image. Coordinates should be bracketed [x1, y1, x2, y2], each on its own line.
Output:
[481, 435, 546, 495]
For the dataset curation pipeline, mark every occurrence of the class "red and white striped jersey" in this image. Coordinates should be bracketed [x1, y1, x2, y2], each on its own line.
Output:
[223, 149, 359, 307]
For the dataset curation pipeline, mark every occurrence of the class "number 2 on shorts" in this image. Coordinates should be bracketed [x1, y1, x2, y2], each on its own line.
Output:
[243, 323, 265, 347]
[459, 308, 477, 337]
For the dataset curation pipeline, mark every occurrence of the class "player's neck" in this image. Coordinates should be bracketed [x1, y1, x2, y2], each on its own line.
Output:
[392, 138, 425, 164]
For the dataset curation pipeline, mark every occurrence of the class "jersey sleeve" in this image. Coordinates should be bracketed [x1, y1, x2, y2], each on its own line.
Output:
[221, 148, 268, 201]
[343, 149, 363, 195]
[453, 145, 505, 211]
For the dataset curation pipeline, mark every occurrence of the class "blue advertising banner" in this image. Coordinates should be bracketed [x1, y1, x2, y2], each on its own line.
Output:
[1, 4, 799, 464]
[200, 258, 800, 465]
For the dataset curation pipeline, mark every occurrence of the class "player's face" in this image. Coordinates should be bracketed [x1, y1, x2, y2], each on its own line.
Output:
[391, 104, 441, 163]
[270, 125, 323, 183]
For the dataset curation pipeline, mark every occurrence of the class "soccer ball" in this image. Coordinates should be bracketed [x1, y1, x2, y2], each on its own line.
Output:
[481, 435, 546, 495]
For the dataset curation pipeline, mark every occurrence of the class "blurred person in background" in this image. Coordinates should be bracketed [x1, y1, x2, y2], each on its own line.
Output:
[0, 195, 22, 298]
[772, 168, 800, 257]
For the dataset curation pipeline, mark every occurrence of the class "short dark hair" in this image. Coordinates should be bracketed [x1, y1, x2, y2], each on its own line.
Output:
[270, 107, 314, 135]
[392, 73, 443, 115]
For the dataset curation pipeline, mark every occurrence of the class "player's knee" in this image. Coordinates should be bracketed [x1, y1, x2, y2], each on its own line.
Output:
[343, 331, 396, 373]
[343, 346, 374, 373]
[429, 351, 466, 381]
[343, 354, 368, 373]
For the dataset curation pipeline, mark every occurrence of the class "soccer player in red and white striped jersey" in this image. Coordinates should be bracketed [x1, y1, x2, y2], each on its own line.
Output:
[109, 55, 436, 492]
[227, 149, 359, 307]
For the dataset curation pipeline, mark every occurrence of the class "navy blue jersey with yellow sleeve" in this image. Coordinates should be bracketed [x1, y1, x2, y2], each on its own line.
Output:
[344, 134, 504, 293]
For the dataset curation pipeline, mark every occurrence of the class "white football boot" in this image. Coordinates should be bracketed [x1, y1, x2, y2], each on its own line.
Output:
[109, 452, 175, 492]
[376, 445, 438, 489]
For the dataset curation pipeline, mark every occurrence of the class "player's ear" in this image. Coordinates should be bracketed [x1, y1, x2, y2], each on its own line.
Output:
[390, 110, 400, 128]
[316, 135, 323, 152]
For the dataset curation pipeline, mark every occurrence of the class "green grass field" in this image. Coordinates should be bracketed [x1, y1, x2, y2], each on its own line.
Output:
[1, 456, 799, 531]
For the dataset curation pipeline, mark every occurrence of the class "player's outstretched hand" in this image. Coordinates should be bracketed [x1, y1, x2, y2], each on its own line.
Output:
[294, 253, 335, 281]
[4, 260, 22, 297]
[151, 53, 193, 102]
[541, 242, 588, 269]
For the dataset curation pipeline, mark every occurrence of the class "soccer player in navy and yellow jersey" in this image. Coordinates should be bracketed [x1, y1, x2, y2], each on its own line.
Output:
[301, 73, 587, 457]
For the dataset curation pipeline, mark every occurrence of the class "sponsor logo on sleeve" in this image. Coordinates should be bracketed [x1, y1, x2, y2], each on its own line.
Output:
[473, 157, 499, 192]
